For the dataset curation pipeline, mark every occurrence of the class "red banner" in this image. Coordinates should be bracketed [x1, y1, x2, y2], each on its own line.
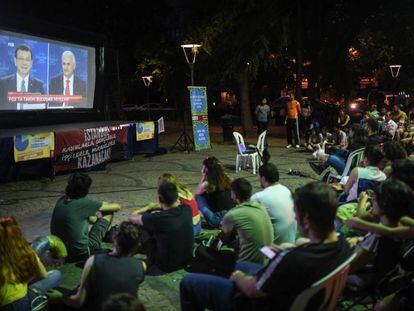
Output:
[54, 124, 130, 173]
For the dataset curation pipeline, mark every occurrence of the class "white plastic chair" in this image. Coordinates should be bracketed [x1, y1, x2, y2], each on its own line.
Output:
[248, 130, 267, 168]
[324, 148, 365, 183]
[289, 253, 357, 311]
[233, 131, 259, 174]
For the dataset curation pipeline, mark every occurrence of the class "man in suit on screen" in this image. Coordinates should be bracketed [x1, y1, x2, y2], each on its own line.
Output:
[48, 50, 87, 108]
[0, 44, 45, 110]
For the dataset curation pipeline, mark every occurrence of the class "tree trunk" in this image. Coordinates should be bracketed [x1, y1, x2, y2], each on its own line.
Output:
[238, 65, 254, 136]
[295, 0, 303, 101]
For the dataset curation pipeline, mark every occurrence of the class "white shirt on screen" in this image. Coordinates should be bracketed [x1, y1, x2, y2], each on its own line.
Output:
[62, 75, 74, 95]
[16, 73, 29, 92]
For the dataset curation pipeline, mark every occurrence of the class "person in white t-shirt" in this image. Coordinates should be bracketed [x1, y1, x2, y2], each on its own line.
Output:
[250, 163, 297, 244]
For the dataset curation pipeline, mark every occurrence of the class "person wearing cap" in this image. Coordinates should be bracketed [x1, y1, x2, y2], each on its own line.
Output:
[255, 98, 270, 136]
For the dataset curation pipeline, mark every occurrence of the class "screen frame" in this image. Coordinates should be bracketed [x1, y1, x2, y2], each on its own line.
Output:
[0, 15, 106, 129]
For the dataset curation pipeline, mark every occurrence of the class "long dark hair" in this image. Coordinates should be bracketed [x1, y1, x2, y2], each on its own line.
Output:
[0, 217, 38, 285]
[202, 157, 232, 192]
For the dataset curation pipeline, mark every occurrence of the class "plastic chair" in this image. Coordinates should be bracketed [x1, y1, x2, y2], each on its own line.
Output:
[233, 131, 258, 174]
[289, 253, 357, 311]
[248, 130, 267, 168]
[324, 148, 365, 184]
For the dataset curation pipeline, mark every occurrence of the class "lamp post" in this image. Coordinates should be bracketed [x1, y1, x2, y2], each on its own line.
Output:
[171, 43, 202, 153]
[142, 75, 153, 120]
[389, 64, 402, 107]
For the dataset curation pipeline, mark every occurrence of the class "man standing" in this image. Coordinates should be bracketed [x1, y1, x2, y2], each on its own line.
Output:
[49, 50, 86, 108]
[129, 182, 194, 273]
[285, 95, 301, 148]
[220, 178, 274, 265]
[50, 172, 121, 261]
[180, 182, 351, 311]
[0, 44, 44, 110]
[255, 98, 270, 136]
[251, 163, 297, 244]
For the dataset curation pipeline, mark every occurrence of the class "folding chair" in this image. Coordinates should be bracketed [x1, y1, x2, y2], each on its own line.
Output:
[324, 148, 365, 184]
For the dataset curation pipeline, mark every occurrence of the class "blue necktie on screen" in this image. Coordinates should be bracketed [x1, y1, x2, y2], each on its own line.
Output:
[21, 79, 26, 93]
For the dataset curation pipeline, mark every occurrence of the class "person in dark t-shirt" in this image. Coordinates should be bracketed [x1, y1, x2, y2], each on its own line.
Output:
[129, 181, 194, 272]
[47, 221, 145, 310]
[180, 182, 352, 311]
[50, 172, 121, 260]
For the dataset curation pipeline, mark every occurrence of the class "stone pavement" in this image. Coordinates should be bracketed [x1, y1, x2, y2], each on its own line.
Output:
[0, 123, 320, 310]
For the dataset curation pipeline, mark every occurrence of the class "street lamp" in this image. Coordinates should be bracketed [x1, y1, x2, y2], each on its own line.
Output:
[389, 64, 402, 107]
[181, 44, 201, 86]
[142, 75, 153, 120]
[171, 43, 202, 153]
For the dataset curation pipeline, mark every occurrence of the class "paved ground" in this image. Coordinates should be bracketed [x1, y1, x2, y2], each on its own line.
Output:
[0, 122, 321, 310]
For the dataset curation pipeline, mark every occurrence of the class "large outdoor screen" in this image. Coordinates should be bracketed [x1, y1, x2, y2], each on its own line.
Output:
[0, 29, 96, 111]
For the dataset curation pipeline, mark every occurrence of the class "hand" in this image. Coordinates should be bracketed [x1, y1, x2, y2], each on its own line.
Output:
[344, 218, 358, 228]
[230, 270, 245, 282]
[46, 289, 64, 302]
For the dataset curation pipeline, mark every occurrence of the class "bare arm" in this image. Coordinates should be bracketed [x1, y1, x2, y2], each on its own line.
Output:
[35, 255, 48, 280]
[99, 201, 121, 213]
[128, 214, 144, 227]
[344, 168, 358, 195]
[345, 217, 414, 240]
[355, 192, 370, 217]
[54, 256, 93, 308]
[194, 181, 208, 196]
[131, 202, 160, 215]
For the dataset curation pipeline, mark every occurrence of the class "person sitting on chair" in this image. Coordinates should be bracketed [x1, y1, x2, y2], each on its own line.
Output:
[347, 180, 413, 291]
[180, 182, 351, 311]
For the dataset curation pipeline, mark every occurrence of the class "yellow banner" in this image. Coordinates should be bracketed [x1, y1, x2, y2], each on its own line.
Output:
[14, 132, 55, 162]
[136, 122, 155, 141]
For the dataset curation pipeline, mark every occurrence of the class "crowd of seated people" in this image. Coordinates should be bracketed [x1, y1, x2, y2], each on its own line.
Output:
[3, 104, 414, 311]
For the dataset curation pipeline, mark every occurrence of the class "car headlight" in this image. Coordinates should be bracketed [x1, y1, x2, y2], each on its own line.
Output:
[350, 103, 357, 109]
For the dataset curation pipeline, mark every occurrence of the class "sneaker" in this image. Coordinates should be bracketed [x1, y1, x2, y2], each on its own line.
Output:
[309, 162, 324, 175]
[286, 144, 292, 149]
[295, 145, 300, 148]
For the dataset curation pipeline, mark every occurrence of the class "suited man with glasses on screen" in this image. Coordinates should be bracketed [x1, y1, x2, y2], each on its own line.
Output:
[48, 50, 86, 108]
[0, 44, 45, 110]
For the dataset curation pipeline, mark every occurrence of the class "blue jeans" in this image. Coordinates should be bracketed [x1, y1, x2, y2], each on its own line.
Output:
[2, 270, 61, 311]
[193, 221, 202, 236]
[180, 262, 263, 311]
[195, 195, 227, 228]
[322, 155, 346, 175]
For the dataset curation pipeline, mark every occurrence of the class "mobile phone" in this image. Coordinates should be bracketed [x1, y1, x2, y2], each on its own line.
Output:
[260, 246, 276, 259]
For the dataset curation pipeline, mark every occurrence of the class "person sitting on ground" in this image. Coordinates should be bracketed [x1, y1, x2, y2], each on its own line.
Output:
[338, 108, 351, 129]
[0, 217, 61, 310]
[50, 172, 121, 261]
[250, 163, 296, 244]
[129, 182, 194, 273]
[180, 182, 351, 311]
[132, 173, 201, 236]
[310, 125, 367, 175]
[47, 221, 145, 310]
[347, 180, 413, 291]
[103, 293, 146, 311]
[219, 178, 273, 265]
[343, 145, 386, 202]
[194, 157, 235, 228]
